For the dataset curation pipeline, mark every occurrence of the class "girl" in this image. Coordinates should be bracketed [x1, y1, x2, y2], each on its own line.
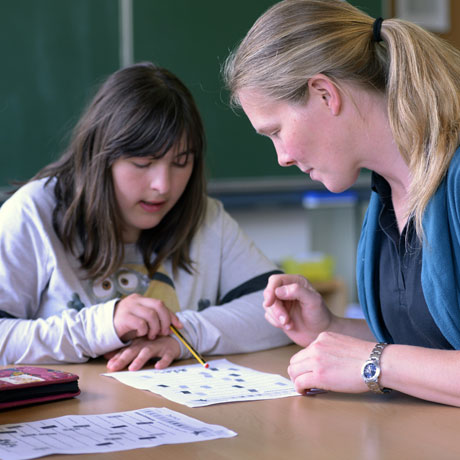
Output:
[223, 0, 460, 406]
[0, 62, 290, 371]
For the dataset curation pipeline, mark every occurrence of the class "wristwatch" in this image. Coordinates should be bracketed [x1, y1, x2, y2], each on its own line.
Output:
[361, 342, 392, 394]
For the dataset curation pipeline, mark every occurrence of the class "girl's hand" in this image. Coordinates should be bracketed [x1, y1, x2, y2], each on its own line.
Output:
[263, 274, 333, 347]
[113, 293, 183, 342]
[288, 332, 374, 394]
[105, 336, 181, 371]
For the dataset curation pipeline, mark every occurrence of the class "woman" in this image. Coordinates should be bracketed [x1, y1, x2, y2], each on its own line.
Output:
[223, 0, 460, 406]
[0, 62, 290, 370]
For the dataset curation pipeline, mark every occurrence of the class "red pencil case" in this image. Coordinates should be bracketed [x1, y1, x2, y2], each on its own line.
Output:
[0, 366, 80, 410]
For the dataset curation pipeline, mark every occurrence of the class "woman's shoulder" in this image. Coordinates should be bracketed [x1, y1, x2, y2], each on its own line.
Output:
[445, 146, 460, 193]
[448, 146, 460, 174]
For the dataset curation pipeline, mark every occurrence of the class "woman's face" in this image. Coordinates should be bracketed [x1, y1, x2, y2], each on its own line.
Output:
[111, 141, 194, 243]
[238, 87, 361, 193]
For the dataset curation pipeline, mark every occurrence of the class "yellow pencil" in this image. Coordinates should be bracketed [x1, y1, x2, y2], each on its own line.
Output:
[169, 324, 209, 368]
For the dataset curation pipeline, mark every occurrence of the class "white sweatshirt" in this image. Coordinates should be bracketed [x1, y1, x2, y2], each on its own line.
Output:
[0, 178, 290, 364]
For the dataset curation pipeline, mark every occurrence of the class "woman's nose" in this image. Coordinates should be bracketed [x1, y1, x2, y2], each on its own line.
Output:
[276, 146, 295, 167]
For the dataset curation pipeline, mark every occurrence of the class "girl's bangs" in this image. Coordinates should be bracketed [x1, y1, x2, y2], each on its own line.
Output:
[114, 106, 188, 159]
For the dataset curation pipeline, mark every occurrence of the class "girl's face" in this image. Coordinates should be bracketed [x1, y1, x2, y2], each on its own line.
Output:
[112, 142, 194, 243]
[238, 87, 361, 193]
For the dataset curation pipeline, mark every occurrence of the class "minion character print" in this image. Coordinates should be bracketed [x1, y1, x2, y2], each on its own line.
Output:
[68, 264, 180, 313]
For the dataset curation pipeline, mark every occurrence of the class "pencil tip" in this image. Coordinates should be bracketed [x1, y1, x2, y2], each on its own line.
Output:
[204, 363, 209, 368]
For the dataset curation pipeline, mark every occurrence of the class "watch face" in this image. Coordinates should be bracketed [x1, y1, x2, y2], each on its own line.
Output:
[363, 362, 378, 380]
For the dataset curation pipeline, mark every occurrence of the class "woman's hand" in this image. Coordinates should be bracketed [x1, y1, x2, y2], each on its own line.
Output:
[288, 332, 374, 394]
[263, 274, 333, 347]
[113, 293, 183, 342]
[105, 336, 181, 371]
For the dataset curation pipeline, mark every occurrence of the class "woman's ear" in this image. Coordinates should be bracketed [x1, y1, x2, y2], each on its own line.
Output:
[308, 74, 342, 115]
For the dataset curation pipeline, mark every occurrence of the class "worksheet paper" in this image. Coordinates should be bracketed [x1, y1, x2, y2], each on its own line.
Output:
[0, 407, 236, 460]
[103, 359, 300, 407]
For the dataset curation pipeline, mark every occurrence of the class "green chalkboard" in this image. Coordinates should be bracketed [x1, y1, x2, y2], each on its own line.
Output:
[133, 0, 286, 182]
[351, 0, 384, 18]
[0, 0, 119, 188]
[0, 0, 382, 189]
[133, 0, 383, 183]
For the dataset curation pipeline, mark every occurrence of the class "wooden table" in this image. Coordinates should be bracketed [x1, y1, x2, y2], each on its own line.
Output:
[2, 344, 460, 459]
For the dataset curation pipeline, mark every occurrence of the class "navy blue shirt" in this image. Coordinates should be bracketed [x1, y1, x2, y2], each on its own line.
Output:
[372, 172, 453, 349]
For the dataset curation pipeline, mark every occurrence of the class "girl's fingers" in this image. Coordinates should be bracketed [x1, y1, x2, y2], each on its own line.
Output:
[134, 298, 182, 338]
[154, 352, 175, 370]
[128, 346, 156, 371]
[148, 305, 172, 338]
[107, 347, 135, 371]
[104, 350, 117, 360]
[170, 313, 184, 330]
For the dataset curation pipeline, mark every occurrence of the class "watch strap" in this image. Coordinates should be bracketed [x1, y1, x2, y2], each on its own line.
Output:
[363, 342, 391, 394]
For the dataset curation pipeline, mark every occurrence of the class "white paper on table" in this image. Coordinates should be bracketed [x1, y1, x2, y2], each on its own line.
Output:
[0, 407, 236, 460]
[103, 358, 300, 407]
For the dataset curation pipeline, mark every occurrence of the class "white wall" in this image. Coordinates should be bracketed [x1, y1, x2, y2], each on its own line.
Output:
[228, 202, 367, 304]
[229, 206, 311, 263]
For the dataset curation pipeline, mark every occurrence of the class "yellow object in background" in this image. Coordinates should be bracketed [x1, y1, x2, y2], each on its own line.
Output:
[281, 253, 335, 282]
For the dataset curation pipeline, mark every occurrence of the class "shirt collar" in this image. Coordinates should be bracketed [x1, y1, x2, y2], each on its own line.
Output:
[371, 171, 392, 205]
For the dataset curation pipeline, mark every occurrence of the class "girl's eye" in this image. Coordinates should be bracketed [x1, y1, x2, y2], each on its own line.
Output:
[131, 160, 151, 169]
[173, 152, 193, 167]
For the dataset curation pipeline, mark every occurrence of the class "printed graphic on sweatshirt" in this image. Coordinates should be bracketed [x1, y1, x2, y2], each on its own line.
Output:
[67, 264, 180, 313]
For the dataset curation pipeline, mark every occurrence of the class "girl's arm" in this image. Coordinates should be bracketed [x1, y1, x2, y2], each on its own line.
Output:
[0, 302, 123, 364]
[0, 180, 125, 365]
[177, 289, 293, 358]
[172, 198, 293, 358]
[104, 288, 292, 371]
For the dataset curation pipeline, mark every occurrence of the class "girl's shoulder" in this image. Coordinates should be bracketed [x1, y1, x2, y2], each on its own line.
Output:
[194, 196, 240, 241]
[201, 196, 237, 228]
[203, 196, 224, 220]
[1, 177, 57, 217]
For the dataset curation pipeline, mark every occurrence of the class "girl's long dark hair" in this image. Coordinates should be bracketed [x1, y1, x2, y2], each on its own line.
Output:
[34, 62, 207, 280]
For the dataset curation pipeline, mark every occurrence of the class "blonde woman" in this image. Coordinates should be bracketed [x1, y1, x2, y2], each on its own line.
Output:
[223, 0, 460, 406]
